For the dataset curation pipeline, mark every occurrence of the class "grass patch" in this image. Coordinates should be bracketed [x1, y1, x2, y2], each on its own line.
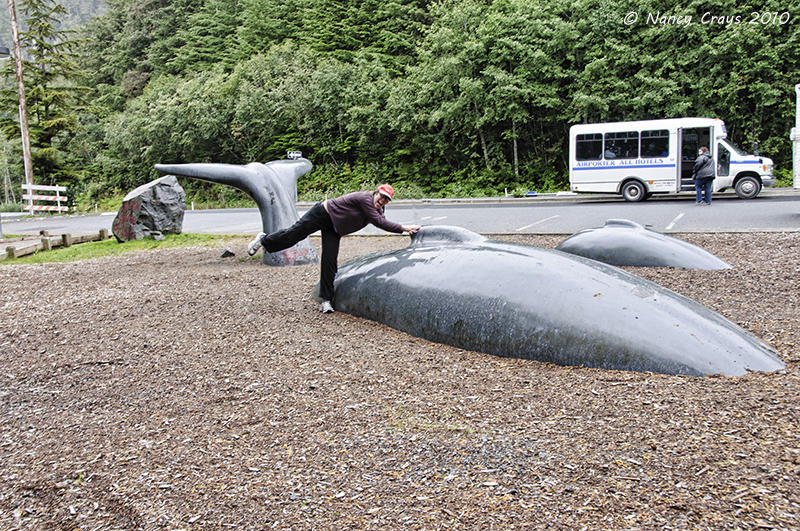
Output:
[1, 202, 24, 213]
[2, 233, 238, 265]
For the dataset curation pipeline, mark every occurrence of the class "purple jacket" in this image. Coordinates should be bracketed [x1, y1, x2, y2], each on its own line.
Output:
[326, 191, 403, 236]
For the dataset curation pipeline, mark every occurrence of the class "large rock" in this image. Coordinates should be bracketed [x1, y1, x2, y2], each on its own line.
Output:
[113, 175, 185, 242]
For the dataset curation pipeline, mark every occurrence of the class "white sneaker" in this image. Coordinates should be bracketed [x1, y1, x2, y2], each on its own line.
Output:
[247, 232, 266, 256]
[320, 301, 334, 314]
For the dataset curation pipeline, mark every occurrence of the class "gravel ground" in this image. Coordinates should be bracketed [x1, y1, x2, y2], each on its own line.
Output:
[1, 232, 798, 530]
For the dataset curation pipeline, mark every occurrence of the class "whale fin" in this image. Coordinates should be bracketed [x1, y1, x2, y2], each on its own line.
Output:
[411, 225, 487, 247]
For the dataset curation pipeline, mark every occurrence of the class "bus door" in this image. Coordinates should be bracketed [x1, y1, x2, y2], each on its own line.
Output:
[677, 127, 713, 191]
[717, 142, 730, 177]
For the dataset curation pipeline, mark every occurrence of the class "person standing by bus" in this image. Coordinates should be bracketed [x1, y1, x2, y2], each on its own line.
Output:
[692, 146, 714, 205]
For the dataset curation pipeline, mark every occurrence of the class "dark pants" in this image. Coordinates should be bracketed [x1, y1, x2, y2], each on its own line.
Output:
[261, 202, 341, 301]
[694, 177, 713, 204]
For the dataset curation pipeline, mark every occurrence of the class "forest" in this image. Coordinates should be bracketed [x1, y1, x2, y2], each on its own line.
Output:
[0, 0, 798, 208]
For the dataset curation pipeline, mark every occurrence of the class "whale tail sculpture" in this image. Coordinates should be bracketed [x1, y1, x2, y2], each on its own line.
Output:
[330, 225, 783, 377]
[154, 158, 318, 266]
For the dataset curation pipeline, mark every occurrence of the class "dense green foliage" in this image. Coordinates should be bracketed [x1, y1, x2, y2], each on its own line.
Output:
[1, 0, 798, 204]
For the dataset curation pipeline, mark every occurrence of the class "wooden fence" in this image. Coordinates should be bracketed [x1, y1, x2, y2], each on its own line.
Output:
[2, 229, 111, 260]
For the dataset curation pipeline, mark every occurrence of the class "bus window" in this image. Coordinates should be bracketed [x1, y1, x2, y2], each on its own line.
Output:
[681, 128, 711, 161]
[576, 133, 602, 160]
[640, 129, 669, 158]
[717, 143, 730, 176]
[604, 131, 638, 159]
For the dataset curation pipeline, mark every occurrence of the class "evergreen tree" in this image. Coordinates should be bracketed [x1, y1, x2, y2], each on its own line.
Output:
[301, 0, 430, 72]
[235, 0, 307, 59]
[167, 0, 241, 74]
[80, 0, 204, 96]
[0, 0, 87, 185]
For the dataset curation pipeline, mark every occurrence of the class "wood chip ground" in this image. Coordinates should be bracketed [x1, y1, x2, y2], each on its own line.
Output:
[1, 232, 798, 529]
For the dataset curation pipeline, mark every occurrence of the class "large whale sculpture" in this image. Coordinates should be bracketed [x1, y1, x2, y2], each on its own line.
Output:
[330, 226, 783, 376]
[154, 157, 318, 266]
[556, 219, 731, 269]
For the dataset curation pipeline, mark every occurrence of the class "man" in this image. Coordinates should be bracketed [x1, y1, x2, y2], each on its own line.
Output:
[247, 184, 421, 313]
[692, 146, 714, 205]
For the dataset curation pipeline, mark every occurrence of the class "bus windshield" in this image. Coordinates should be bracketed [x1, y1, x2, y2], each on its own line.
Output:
[721, 139, 747, 156]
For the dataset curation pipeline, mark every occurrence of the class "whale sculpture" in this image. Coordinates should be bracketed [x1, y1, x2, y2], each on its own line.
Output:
[330, 226, 782, 376]
[556, 219, 731, 269]
[154, 157, 318, 266]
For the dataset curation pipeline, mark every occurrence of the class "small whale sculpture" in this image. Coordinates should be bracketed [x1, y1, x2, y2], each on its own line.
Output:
[556, 219, 731, 269]
[331, 226, 782, 376]
[154, 158, 318, 266]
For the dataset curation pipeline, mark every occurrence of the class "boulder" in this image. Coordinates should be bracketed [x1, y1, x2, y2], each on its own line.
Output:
[113, 175, 185, 242]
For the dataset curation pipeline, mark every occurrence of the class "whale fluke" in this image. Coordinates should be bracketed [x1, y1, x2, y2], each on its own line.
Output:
[155, 158, 318, 266]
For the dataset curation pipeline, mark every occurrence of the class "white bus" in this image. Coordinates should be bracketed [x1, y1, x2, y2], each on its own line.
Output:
[569, 117, 775, 201]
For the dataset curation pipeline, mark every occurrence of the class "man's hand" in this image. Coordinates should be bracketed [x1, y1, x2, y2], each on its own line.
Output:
[402, 224, 421, 234]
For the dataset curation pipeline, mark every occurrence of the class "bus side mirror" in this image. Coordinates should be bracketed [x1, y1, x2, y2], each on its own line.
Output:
[752, 141, 759, 156]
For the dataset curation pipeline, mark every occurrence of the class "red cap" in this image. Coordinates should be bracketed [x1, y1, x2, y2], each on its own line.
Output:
[377, 184, 394, 201]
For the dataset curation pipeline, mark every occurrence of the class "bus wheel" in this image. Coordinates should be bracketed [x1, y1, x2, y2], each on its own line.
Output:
[735, 176, 761, 199]
[621, 181, 646, 202]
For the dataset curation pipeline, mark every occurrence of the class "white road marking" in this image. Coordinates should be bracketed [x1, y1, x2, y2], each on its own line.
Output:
[411, 216, 446, 225]
[665, 213, 684, 231]
[516, 215, 560, 232]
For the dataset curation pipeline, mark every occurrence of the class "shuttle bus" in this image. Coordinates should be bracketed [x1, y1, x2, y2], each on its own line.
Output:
[568, 118, 775, 201]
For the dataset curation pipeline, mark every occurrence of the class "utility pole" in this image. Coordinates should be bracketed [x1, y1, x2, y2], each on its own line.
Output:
[793, 83, 800, 189]
[6, 0, 34, 212]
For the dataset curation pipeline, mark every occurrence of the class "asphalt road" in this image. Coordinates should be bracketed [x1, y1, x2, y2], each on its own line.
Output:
[3, 188, 799, 237]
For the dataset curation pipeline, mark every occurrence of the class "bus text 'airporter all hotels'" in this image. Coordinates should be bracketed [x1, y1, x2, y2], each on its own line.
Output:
[569, 118, 775, 201]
